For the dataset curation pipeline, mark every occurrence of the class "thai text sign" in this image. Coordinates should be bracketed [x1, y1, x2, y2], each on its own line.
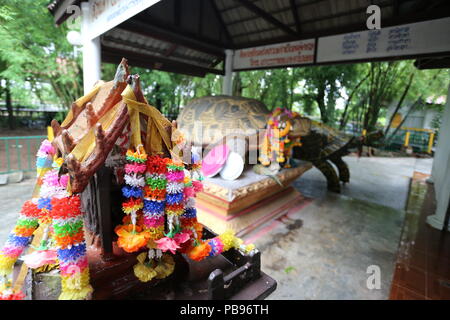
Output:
[87, 0, 160, 40]
[233, 39, 316, 70]
[317, 17, 450, 63]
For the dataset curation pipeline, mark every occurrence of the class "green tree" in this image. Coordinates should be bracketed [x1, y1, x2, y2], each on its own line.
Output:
[0, 0, 82, 111]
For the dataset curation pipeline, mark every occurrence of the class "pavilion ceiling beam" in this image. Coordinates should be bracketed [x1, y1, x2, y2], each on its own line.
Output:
[174, 0, 181, 26]
[103, 34, 213, 65]
[234, 7, 450, 49]
[103, 52, 206, 77]
[102, 46, 224, 77]
[165, 44, 178, 57]
[198, 0, 204, 37]
[290, 0, 301, 33]
[234, 0, 298, 37]
[120, 20, 225, 58]
[224, 0, 414, 28]
[211, 0, 234, 47]
[231, 0, 399, 40]
[226, 5, 292, 27]
[393, 0, 400, 16]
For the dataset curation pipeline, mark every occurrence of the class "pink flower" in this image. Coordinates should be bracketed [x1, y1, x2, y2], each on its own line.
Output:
[125, 163, 146, 174]
[59, 256, 89, 276]
[155, 237, 180, 254]
[167, 171, 184, 182]
[192, 181, 203, 193]
[59, 175, 69, 188]
[143, 216, 165, 228]
[1, 246, 23, 258]
[22, 250, 57, 269]
[43, 171, 60, 187]
[184, 187, 195, 199]
[174, 232, 190, 245]
[39, 140, 55, 155]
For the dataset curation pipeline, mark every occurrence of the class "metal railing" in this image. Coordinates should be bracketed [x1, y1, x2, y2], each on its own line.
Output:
[0, 136, 46, 174]
[384, 127, 435, 154]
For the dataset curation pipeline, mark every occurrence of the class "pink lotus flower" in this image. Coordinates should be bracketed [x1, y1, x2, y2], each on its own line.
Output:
[174, 232, 190, 245]
[155, 237, 180, 254]
[22, 250, 57, 269]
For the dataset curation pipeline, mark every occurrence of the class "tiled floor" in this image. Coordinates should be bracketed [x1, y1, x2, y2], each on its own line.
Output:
[389, 172, 450, 300]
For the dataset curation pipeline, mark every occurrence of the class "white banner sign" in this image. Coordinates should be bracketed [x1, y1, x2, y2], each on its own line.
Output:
[87, 0, 160, 40]
[317, 17, 450, 63]
[233, 39, 315, 70]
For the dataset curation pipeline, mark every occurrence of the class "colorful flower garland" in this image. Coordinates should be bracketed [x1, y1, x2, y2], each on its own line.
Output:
[115, 147, 150, 253]
[0, 140, 57, 299]
[187, 230, 255, 262]
[259, 108, 302, 167]
[50, 195, 92, 300]
[154, 159, 190, 253]
[0, 138, 95, 300]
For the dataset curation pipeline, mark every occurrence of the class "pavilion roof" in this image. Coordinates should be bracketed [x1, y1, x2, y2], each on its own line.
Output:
[48, 0, 450, 76]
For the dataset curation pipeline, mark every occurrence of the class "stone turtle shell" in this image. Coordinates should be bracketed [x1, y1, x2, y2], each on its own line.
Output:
[177, 95, 269, 146]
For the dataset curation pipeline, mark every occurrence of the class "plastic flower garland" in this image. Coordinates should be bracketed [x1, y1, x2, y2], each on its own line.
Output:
[0, 140, 56, 299]
[0, 139, 94, 300]
[131, 155, 172, 282]
[51, 195, 93, 300]
[259, 107, 302, 167]
[116, 147, 149, 253]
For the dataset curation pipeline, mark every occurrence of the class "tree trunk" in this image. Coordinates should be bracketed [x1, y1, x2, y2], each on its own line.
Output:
[339, 72, 370, 130]
[232, 73, 243, 96]
[5, 80, 14, 130]
[384, 72, 415, 135]
[316, 84, 328, 124]
[155, 84, 162, 111]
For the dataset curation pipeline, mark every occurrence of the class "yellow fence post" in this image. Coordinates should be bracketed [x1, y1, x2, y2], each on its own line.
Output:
[404, 131, 410, 147]
[428, 132, 435, 154]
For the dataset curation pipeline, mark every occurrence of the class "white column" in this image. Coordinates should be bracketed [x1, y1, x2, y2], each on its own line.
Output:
[222, 49, 234, 95]
[81, 2, 101, 95]
[427, 80, 450, 230]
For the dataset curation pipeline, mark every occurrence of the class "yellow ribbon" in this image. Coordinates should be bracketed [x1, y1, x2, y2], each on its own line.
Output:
[70, 101, 121, 162]
[121, 85, 173, 155]
[65, 82, 181, 164]
[61, 82, 103, 127]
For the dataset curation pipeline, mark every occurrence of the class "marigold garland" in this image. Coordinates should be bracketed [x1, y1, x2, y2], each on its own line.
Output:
[258, 107, 302, 167]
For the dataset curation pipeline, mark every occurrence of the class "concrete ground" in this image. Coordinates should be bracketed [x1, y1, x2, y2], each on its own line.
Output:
[0, 156, 433, 300]
[253, 156, 433, 300]
[0, 178, 36, 245]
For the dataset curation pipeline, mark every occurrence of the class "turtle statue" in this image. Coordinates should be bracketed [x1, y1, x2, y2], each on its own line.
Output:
[177, 95, 383, 193]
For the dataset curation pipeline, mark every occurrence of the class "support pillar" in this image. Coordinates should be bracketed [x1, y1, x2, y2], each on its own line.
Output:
[81, 2, 101, 95]
[427, 79, 450, 230]
[222, 49, 234, 95]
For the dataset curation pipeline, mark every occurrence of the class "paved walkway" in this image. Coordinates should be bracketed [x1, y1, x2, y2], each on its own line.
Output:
[254, 156, 433, 299]
[0, 178, 35, 245]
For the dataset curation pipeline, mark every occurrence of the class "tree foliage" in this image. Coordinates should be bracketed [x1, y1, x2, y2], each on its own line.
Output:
[0, 1, 447, 134]
[0, 0, 82, 109]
